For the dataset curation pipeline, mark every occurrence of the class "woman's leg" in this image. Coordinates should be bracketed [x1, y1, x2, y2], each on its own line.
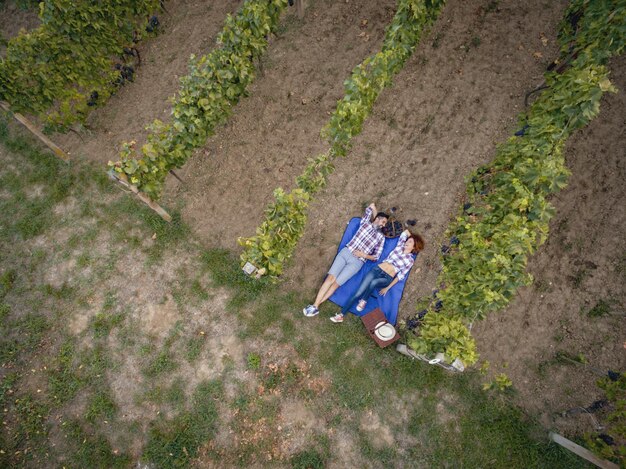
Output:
[341, 267, 390, 315]
[356, 275, 392, 308]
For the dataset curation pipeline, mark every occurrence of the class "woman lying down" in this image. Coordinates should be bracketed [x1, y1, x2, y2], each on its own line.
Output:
[330, 229, 425, 323]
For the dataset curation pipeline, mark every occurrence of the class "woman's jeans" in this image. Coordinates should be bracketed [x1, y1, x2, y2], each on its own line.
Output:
[341, 266, 393, 315]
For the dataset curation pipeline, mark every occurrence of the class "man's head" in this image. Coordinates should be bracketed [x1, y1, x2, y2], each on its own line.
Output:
[373, 212, 389, 229]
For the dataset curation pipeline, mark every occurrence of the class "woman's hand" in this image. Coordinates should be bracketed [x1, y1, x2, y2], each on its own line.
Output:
[402, 229, 411, 237]
[379, 287, 389, 296]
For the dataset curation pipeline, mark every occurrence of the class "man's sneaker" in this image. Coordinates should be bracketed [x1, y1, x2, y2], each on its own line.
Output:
[303, 305, 319, 317]
[356, 300, 367, 312]
[330, 314, 344, 323]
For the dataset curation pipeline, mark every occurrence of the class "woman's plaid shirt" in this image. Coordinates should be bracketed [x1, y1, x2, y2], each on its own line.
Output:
[345, 207, 385, 263]
[383, 231, 415, 281]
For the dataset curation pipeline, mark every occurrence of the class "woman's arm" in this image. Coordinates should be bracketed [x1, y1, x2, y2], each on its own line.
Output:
[379, 277, 399, 296]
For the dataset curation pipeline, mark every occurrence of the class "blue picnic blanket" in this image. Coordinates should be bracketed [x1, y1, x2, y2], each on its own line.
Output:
[328, 218, 416, 325]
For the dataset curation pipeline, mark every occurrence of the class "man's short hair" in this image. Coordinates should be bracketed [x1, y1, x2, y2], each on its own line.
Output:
[375, 212, 389, 221]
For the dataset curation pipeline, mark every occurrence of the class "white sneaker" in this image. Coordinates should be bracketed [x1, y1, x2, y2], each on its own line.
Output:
[303, 305, 319, 317]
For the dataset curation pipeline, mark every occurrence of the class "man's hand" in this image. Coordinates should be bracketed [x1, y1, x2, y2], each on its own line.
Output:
[368, 203, 376, 211]
[353, 250, 365, 259]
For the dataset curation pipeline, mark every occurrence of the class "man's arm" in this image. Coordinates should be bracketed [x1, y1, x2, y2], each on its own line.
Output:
[352, 249, 379, 261]
[372, 236, 384, 262]
[361, 203, 377, 225]
[368, 203, 378, 220]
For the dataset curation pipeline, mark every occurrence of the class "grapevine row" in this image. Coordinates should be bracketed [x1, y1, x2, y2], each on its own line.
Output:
[406, 0, 625, 366]
[0, 0, 161, 132]
[239, 0, 447, 278]
[111, 0, 289, 200]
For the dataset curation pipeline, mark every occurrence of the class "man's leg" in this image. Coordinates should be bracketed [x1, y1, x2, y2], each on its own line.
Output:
[315, 277, 340, 307]
[313, 274, 338, 308]
[311, 248, 350, 308]
[326, 252, 364, 310]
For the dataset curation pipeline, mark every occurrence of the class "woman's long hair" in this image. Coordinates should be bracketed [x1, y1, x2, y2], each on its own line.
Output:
[409, 233, 425, 254]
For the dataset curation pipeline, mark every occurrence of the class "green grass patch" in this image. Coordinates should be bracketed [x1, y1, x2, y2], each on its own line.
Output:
[42, 282, 76, 301]
[143, 348, 178, 378]
[200, 249, 270, 307]
[14, 394, 50, 444]
[143, 381, 186, 409]
[0, 269, 16, 298]
[185, 334, 205, 362]
[587, 299, 611, 317]
[239, 290, 304, 339]
[246, 352, 261, 370]
[63, 420, 131, 469]
[48, 339, 83, 404]
[86, 389, 118, 423]
[0, 312, 51, 364]
[290, 448, 327, 469]
[91, 311, 126, 338]
[403, 383, 581, 467]
[143, 380, 222, 468]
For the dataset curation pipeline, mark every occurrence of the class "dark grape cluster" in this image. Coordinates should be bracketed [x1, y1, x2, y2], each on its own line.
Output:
[586, 399, 608, 412]
[406, 318, 420, 330]
[607, 370, 620, 381]
[406, 310, 428, 331]
[87, 90, 99, 107]
[382, 219, 403, 238]
[514, 124, 530, 137]
[146, 15, 160, 33]
[598, 434, 615, 446]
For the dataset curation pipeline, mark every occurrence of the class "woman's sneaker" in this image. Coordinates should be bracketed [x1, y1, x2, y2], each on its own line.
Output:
[330, 314, 344, 323]
[303, 305, 319, 317]
[356, 300, 367, 312]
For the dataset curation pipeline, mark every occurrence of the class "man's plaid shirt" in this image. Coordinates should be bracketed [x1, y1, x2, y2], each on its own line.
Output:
[346, 207, 385, 262]
[383, 231, 415, 281]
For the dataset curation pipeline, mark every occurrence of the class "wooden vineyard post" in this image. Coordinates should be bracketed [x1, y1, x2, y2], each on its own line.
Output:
[549, 432, 619, 469]
[0, 101, 70, 162]
[108, 169, 172, 222]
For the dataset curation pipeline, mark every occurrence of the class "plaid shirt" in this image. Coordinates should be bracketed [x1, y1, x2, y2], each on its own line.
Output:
[383, 231, 415, 281]
[346, 207, 385, 263]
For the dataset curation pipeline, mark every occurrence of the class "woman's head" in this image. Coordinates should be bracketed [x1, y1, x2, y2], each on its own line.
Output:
[404, 233, 425, 254]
